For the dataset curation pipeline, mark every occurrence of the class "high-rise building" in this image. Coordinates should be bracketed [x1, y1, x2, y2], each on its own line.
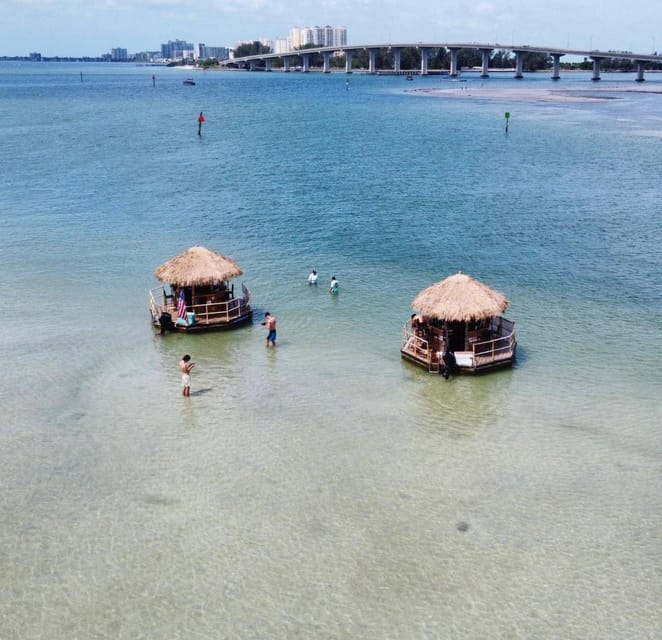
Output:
[332, 27, 347, 48]
[273, 39, 289, 54]
[110, 48, 128, 61]
[287, 28, 304, 51]
[161, 39, 194, 61]
[197, 44, 230, 60]
[286, 25, 347, 51]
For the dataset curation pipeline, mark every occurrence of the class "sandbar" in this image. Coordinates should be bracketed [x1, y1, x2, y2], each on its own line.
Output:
[406, 82, 662, 103]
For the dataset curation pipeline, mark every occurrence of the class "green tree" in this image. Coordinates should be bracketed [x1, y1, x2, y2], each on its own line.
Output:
[491, 49, 515, 69]
[400, 47, 421, 70]
[429, 48, 450, 70]
[375, 48, 393, 69]
[456, 48, 482, 69]
[352, 49, 369, 69]
[331, 55, 345, 69]
[522, 52, 552, 71]
[233, 41, 272, 58]
[296, 43, 324, 68]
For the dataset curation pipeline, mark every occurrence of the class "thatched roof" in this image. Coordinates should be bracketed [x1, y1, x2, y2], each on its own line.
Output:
[154, 246, 243, 287]
[412, 272, 509, 321]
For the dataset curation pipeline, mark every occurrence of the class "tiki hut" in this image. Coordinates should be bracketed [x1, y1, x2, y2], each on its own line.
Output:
[402, 272, 516, 374]
[149, 246, 252, 333]
[411, 272, 509, 322]
[154, 245, 243, 286]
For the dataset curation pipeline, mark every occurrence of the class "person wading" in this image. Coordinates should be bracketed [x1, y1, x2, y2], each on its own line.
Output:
[262, 312, 277, 347]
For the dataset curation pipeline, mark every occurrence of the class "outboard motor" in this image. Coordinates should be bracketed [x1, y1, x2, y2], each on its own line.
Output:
[158, 311, 175, 334]
[441, 350, 457, 379]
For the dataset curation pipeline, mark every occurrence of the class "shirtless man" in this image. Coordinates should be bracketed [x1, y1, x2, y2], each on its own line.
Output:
[262, 312, 277, 347]
[179, 354, 195, 396]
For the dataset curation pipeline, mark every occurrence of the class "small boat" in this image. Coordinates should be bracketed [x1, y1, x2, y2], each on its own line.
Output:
[149, 246, 253, 334]
[183, 78, 196, 85]
[401, 272, 516, 376]
[406, 74, 414, 81]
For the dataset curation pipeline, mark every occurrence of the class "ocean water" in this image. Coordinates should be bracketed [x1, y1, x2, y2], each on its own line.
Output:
[1, 63, 660, 639]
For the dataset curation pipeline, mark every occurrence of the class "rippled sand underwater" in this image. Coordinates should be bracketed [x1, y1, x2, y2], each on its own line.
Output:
[1, 64, 661, 639]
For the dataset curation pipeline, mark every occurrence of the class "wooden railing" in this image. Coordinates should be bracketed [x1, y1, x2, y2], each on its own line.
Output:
[402, 323, 432, 357]
[149, 288, 169, 320]
[149, 285, 251, 325]
[402, 318, 516, 370]
[187, 297, 250, 324]
[472, 333, 516, 363]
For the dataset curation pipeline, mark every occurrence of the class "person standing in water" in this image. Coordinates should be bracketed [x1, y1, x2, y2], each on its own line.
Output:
[308, 269, 318, 285]
[329, 275, 339, 294]
[179, 355, 195, 396]
[197, 111, 205, 136]
[262, 312, 277, 347]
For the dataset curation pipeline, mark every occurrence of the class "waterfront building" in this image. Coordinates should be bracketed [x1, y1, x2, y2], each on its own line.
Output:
[110, 48, 128, 61]
[332, 26, 347, 48]
[273, 39, 289, 55]
[196, 44, 230, 60]
[287, 25, 347, 51]
[161, 39, 194, 61]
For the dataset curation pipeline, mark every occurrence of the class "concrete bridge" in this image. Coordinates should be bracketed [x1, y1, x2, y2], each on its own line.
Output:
[223, 42, 662, 82]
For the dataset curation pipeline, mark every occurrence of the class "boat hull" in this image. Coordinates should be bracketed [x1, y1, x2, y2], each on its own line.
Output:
[153, 310, 252, 333]
[400, 344, 516, 374]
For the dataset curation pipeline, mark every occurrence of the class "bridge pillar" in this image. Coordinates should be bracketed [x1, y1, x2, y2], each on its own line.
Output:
[345, 50, 353, 74]
[323, 52, 332, 73]
[302, 54, 310, 73]
[283, 56, 290, 72]
[249, 60, 256, 72]
[420, 48, 429, 75]
[591, 57, 603, 81]
[514, 51, 524, 79]
[392, 47, 401, 73]
[635, 60, 646, 82]
[368, 48, 377, 74]
[480, 48, 492, 78]
[449, 48, 459, 77]
[551, 53, 562, 80]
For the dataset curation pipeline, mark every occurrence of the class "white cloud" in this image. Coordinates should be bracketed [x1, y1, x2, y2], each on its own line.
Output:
[1, 0, 661, 57]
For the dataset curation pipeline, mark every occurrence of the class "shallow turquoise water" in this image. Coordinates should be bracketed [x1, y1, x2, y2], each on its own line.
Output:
[1, 63, 661, 639]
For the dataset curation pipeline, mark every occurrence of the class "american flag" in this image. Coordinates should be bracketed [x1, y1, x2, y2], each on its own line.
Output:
[177, 289, 188, 324]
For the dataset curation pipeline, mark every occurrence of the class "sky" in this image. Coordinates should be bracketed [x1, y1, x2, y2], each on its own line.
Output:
[1, 0, 660, 58]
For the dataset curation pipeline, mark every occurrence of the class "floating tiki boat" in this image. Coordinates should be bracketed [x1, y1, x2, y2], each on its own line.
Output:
[401, 272, 516, 375]
[149, 246, 252, 333]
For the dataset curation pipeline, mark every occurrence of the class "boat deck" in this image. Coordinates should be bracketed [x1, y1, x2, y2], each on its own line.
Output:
[400, 318, 516, 374]
[150, 286, 252, 332]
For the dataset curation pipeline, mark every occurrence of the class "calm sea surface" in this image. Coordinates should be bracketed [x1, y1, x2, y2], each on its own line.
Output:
[1, 62, 661, 639]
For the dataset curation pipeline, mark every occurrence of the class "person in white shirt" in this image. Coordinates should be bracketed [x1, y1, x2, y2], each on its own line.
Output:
[329, 275, 339, 294]
[308, 269, 318, 285]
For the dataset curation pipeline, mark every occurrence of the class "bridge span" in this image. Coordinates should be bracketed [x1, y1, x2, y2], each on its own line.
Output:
[224, 42, 662, 82]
